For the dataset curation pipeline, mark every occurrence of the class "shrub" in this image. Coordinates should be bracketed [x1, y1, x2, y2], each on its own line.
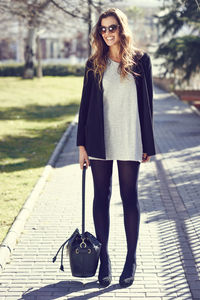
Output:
[0, 64, 24, 76]
[0, 64, 85, 77]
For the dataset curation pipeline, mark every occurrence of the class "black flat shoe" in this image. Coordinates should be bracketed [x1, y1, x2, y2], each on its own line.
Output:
[119, 262, 136, 288]
[98, 257, 112, 287]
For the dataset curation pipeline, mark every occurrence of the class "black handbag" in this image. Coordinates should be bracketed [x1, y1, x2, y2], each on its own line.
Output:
[52, 165, 101, 277]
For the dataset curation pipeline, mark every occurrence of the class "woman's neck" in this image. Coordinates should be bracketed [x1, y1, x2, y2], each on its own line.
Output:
[108, 45, 121, 62]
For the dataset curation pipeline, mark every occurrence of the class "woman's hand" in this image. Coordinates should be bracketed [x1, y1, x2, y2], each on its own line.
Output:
[79, 146, 90, 169]
[142, 153, 151, 163]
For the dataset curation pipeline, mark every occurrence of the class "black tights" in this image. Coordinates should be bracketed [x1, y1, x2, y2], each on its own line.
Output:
[90, 160, 140, 266]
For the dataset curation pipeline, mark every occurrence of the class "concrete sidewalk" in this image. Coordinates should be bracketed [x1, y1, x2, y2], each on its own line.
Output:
[0, 86, 200, 299]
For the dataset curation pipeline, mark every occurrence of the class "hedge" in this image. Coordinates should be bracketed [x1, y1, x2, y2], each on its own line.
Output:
[0, 64, 85, 77]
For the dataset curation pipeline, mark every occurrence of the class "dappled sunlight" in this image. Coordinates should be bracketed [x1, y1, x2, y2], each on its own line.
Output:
[0, 77, 83, 244]
[0, 103, 79, 122]
[153, 91, 174, 100]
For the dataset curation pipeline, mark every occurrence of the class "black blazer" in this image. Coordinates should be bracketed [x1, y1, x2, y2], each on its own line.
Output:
[76, 53, 156, 158]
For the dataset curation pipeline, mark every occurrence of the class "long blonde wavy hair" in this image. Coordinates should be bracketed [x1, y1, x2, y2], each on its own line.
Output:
[89, 8, 143, 86]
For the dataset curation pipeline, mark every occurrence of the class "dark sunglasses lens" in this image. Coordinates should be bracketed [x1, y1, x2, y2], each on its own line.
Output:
[109, 25, 117, 32]
[99, 25, 118, 34]
[99, 26, 105, 34]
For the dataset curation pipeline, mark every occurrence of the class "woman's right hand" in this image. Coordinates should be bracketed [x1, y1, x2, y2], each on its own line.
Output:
[79, 146, 90, 169]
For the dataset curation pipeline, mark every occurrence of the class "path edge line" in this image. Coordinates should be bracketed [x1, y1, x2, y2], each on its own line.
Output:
[0, 114, 78, 272]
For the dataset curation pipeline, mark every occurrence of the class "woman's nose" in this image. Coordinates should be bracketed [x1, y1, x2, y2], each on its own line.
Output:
[104, 30, 111, 36]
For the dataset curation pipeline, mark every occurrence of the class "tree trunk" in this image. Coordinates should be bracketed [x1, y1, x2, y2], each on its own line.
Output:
[23, 27, 35, 79]
[36, 35, 43, 78]
[97, 0, 103, 14]
[87, 0, 92, 57]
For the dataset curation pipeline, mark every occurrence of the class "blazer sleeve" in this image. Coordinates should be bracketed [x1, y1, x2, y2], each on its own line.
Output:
[76, 60, 92, 147]
[142, 53, 153, 118]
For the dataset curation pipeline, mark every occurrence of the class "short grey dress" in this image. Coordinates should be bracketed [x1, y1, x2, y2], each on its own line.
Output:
[89, 59, 143, 162]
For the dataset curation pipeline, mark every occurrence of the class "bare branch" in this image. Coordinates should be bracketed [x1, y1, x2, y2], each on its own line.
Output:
[194, 0, 200, 9]
[50, 0, 88, 21]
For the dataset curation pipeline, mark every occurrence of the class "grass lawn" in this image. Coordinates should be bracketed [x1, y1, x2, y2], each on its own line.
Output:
[0, 76, 83, 244]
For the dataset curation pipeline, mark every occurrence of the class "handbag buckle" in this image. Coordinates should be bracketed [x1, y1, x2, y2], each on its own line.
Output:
[75, 248, 92, 254]
[80, 238, 87, 248]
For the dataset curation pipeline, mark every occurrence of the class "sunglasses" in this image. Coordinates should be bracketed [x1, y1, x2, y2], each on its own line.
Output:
[98, 24, 120, 34]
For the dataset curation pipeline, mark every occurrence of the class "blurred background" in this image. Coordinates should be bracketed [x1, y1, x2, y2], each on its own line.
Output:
[0, 0, 199, 243]
[0, 0, 199, 90]
[0, 0, 160, 61]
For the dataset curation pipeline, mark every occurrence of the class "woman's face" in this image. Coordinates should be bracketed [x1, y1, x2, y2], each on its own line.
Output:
[100, 16, 120, 47]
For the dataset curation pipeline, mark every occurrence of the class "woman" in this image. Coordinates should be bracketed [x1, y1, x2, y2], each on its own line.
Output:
[77, 8, 156, 288]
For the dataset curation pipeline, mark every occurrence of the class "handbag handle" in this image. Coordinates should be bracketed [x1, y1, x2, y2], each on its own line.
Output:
[82, 164, 86, 236]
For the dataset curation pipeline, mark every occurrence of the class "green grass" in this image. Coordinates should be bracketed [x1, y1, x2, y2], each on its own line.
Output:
[0, 76, 83, 244]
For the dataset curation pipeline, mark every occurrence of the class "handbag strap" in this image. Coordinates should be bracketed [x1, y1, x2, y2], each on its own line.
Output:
[82, 164, 86, 236]
[52, 166, 87, 271]
[52, 228, 79, 271]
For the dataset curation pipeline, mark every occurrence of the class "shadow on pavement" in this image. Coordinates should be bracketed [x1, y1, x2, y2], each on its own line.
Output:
[51, 85, 200, 299]
[20, 280, 121, 300]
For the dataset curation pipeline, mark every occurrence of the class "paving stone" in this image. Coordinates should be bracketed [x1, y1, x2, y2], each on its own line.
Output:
[0, 86, 200, 299]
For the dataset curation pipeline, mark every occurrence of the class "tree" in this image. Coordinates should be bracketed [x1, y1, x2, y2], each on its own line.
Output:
[0, 0, 89, 78]
[155, 0, 200, 85]
[0, 0, 54, 78]
[0, 0, 123, 78]
[50, 0, 123, 56]
[49, 0, 95, 56]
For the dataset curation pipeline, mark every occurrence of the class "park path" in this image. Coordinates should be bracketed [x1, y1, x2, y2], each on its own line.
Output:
[0, 86, 200, 299]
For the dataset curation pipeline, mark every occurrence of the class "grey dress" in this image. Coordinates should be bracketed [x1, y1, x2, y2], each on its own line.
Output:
[89, 59, 143, 162]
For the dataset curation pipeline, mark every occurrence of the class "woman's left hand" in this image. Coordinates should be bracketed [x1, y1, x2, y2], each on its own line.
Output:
[142, 153, 151, 163]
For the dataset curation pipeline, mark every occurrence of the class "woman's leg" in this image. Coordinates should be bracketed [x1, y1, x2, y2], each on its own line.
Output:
[90, 159, 113, 284]
[117, 160, 140, 283]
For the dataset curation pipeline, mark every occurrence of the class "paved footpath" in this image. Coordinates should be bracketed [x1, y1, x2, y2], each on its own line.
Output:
[0, 86, 200, 300]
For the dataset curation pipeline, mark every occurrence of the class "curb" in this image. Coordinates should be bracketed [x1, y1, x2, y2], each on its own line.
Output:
[189, 104, 200, 117]
[0, 114, 78, 272]
[154, 85, 200, 118]
[172, 92, 200, 117]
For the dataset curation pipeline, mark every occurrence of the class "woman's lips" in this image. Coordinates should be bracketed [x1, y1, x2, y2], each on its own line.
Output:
[105, 36, 114, 42]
